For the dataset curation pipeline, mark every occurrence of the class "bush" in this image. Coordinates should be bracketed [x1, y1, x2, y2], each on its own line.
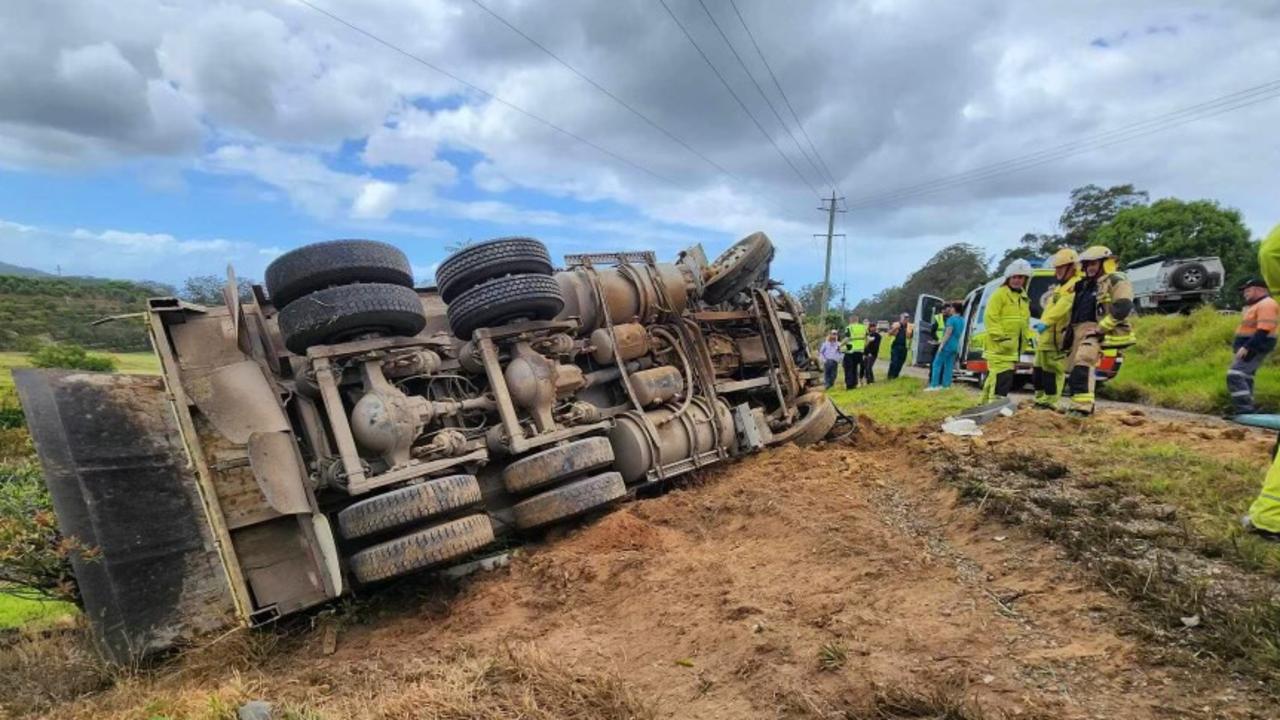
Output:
[1100, 306, 1280, 413]
[28, 343, 117, 372]
[0, 446, 80, 603]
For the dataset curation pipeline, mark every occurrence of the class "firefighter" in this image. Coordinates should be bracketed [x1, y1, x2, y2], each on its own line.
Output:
[1030, 248, 1080, 409]
[1063, 245, 1136, 415]
[1245, 223, 1280, 540]
[979, 259, 1032, 404]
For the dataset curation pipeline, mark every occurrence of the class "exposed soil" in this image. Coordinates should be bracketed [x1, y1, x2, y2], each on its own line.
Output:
[12, 411, 1280, 719]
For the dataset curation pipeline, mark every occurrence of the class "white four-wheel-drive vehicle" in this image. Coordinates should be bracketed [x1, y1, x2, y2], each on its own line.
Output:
[1126, 255, 1224, 313]
[14, 234, 836, 661]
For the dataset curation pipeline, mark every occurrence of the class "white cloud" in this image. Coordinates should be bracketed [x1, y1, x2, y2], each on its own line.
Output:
[351, 181, 399, 219]
[0, 0, 1278, 299]
[1, 218, 266, 284]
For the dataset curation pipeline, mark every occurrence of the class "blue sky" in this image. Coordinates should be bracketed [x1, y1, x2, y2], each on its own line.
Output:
[0, 0, 1275, 304]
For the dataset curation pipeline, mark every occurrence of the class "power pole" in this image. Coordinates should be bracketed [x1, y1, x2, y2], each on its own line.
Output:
[814, 191, 846, 325]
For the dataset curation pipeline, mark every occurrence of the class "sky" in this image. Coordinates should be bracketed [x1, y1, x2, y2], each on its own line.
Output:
[0, 0, 1276, 305]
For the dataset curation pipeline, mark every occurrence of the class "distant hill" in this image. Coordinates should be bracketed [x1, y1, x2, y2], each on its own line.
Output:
[0, 262, 51, 278]
[0, 275, 175, 351]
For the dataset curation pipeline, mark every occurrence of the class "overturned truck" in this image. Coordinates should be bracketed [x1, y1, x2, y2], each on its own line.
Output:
[15, 234, 836, 660]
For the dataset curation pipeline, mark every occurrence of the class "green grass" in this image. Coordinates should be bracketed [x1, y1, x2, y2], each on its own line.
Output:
[0, 350, 159, 404]
[0, 592, 76, 630]
[826, 375, 975, 427]
[1101, 306, 1280, 414]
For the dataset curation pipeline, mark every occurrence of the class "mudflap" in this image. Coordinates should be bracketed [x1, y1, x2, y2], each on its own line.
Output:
[13, 369, 236, 662]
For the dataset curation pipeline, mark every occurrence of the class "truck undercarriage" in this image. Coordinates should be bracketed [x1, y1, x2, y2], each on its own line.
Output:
[15, 234, 837, 661]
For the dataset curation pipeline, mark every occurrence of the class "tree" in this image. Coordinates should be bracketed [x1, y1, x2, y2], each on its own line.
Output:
[29, 342, 118, 372]
[1092, 198, 1256, 303]
[181, 275, 256, 306]
[1058, 183, 1149, 249]
[995, 233, 1060, 274]
[795, 281, 835, 315]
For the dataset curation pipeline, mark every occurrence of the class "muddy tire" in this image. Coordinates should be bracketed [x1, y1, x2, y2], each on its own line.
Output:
[265, 239, 414, 308]
[446, 274, 564, 340]
[336, 474, 482, 540]
[278, 283, 426, 354]
[512, 471, 627, 530]
[703, 232, 774, 305]
[771, 391, 838, 446]
[502, 437, 615, 495]
[435, 237, 554, 304]
[347, 514, 494, 584]
[1170, 262, 1208, 291]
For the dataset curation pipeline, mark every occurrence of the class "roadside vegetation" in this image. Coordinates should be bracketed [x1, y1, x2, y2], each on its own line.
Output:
[828, 375, 973, 427]
[1101, 307, 1280, 414]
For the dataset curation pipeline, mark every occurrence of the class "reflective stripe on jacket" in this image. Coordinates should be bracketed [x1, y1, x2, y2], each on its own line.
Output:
[983, 284, 1030, 360]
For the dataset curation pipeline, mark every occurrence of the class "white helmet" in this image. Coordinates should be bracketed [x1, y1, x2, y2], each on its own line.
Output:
[1003, 258, 1034, 279]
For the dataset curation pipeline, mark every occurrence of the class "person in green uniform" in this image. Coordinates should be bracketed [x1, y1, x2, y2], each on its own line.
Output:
[1031, 248, 1080, 409]
[840, 314, 868, 390]
[979, 259, 1032, 404]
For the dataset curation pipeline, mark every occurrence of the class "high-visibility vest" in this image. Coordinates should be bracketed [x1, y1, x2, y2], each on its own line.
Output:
[933, 313, 944, 341]
[842, 322, 868, 352]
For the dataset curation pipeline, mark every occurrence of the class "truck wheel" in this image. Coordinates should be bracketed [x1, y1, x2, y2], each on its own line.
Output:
[446, 274, 564, 340]
[265, 239, 414, 308]
[348, 514, 494, 584]
[703, 232, 775, 305]
[512, 471, 626, 530]
[502, 437, 614, 494]
[770, 391, 838, 446]
[278, 283, 426, 354]
[435, 237, 554, 304]
[1170, 262, 1208, 291]
[336, 474, 482, 540]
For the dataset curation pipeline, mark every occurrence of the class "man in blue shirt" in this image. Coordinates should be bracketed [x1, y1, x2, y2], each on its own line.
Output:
[925, 302, 965, 390]
[818, 329, 843, 389]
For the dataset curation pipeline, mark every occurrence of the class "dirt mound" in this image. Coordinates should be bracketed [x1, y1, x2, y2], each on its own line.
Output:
[13, 419, 1278, 719]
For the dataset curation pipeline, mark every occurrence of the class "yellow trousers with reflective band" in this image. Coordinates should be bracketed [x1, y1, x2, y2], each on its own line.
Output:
[1249, 452, 1280, 533]
[1032, 347, 1066, 407]
[979, 354, 1017, 404]
[1064, 321, 1101, 413]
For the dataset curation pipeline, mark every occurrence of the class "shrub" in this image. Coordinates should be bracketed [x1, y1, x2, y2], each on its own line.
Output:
[28, 343, 118, 372]
[0, 454, 80, 603]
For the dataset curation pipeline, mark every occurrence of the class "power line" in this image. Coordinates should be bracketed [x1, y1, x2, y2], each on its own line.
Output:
[848, 79, 1280, 209]
[693, 0, 828, 193]
[657, 0, 820, 197]
[292, 0, 677, 186]
[726, 0, 840, 192]
[468, 0, 742, 182]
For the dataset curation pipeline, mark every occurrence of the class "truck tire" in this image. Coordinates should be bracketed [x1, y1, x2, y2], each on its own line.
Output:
[1170, 262, 1208, 291]
[266, 239, 414, 308]
[348, 514, 495, 584]
[512, 471, 626, 530]
[703, 232, 774, 305]
[278, 283, 426, 354]
[435, 237, 554, 304]
[770, 391, 838, 446]
[336, 474, 482, 540]
[502, 437, 614, 494]
[446, 274, 564, 340]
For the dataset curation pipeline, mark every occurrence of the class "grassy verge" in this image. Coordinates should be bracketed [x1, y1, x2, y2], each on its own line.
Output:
[827, 374, 975, 427]
[0, 592, 76, 629]
[1101, 307, 1280, 414]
